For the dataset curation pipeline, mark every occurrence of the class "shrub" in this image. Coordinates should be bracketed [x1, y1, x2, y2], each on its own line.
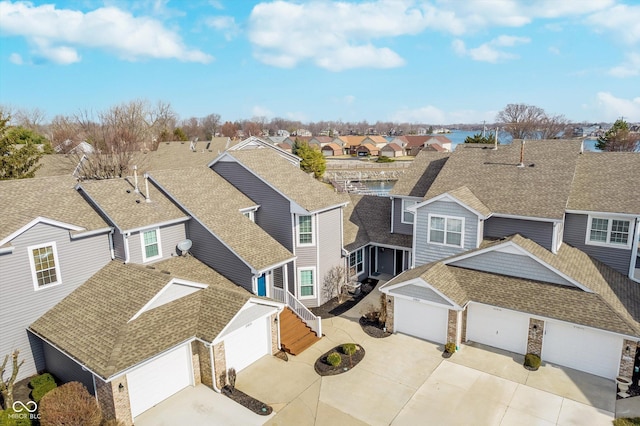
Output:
[378, 294, 387, 326]
[227, 368, 236, 391]
[613, 418, 640, 426]
[39, 382, 102, 426]
[524, 353, 541, 370]
[0, 407, 33, 426]
[444, 342, 456, 354]
[342, 344, 357, 356]
[326, 352, 342, 367]
[376, 156, 394, 163]
[30, 373, 57, 402]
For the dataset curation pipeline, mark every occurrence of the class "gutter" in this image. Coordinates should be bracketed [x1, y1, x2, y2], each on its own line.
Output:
[108, 228, 115, 260]
[69, 227, 113, 240]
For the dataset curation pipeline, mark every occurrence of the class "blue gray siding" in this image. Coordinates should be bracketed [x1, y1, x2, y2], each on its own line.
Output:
[212, 162, 294, 250]
[43, 342, 94, 394]
[450, 251, 574, 286]
[126, 223, 187, 265]
[0, 223, 111, 380]
[186, 219, 253, 293]
[317, 208, 344, 305]
[392, 198, 414, 235]
[484, 217, 553, 251]
[564, 213, 632, 275]
[414, 200, 479, 267]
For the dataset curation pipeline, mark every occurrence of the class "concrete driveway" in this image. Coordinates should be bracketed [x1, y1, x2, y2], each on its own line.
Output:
[235, 316, 616, 426]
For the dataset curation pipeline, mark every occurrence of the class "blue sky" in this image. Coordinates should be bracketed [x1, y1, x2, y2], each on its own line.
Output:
[0, 0, 639, 125]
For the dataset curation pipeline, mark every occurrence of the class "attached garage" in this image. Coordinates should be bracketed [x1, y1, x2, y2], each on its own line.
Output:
[542, 321, 622, 379]
[224, 316, 271, 372]
[466, 303, 529, 354]
[394, 297, 448, 344]
[127, 344, 192, 418]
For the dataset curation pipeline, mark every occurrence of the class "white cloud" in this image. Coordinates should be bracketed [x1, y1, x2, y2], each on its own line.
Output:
[344, 95, 355, 105]
[453, 35, 530, 63]
[548, 46, 561, 55]
[595, 92, 640, 121]
[609, 52, 640, 77]
[0, 1, 213, 64]
[390, 105, 497, 124]
[587, 4, 640, 45]
[251, 105, 273, 118]
[205, 16, 240, 41]
[8, 52, 23, 64]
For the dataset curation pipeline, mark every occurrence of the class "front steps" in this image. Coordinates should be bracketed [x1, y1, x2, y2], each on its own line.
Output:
[279, 307, 320, 356]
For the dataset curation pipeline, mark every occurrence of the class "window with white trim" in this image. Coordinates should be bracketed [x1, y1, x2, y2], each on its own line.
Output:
[428, 215, 464, 247]
[349, 248, 364, 275]
[401, 199, 417, 224]
[298, 268, 315, 298]
[297, 215, 314, 245]
[141, 228, 162, 262]
[587, 216, 631, 248]
[242, 210, 255, 222]
[28, 242, 61, 289]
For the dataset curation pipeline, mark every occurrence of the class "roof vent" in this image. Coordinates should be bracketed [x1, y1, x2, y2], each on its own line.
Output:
[517, 140, 525, 168]
[177, 239, 192, 256]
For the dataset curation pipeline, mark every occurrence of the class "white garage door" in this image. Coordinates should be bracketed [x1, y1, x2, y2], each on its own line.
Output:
[127, 345, 192, 418]
[225, 317, 270, 372]
[542, 321, 622, 379]
[466, 304, 529, 354]
[394, 297, 448, 344]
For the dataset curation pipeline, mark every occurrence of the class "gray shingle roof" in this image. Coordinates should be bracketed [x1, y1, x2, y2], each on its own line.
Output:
[0, 175, 109, 244]
[567, 152, 640, 214]
[439, 186, 492, 218]
[146, 139, 231, 171]
[149, 167, 294, 271]
[390, 151, 450, 197]
[30, 257, 253, 379]
[226, 149, 347, 213]
[78, 177, 188, 231]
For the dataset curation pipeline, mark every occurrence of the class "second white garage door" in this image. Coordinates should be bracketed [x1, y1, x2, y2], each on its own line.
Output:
[394, 297, 448, 344]
[466, 303, 529, 354]
[224, 317, 270, 372]
[542, 321, 622, 379]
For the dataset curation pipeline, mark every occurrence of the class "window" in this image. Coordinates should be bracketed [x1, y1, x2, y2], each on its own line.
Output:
[298, 215, 314, 245]
[242, 210, 255, 222]
[587, 216, 631, 248]
[349, 248, 364, 275]
[141, 228, 162, 262]
[299, 268, 315, 298]
[28, 242, 61, 289]
[428, 215, 463, 247]
[401, 199, 417, 224]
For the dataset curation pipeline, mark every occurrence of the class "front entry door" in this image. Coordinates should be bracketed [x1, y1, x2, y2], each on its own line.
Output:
[257, 274, 267, 296]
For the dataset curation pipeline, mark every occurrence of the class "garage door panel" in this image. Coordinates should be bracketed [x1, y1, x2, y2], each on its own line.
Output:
[395, 297, 448, 344]
[225, 317, 270, 372]
[466, 304, 529, 355]
[127, 345, 192, 418]
[542, 322, 622, 379]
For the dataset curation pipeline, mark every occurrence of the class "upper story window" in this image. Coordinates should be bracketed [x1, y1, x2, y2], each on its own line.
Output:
[428, 214, 464, 248]
[298, 267, 315, 298]
[141, 228, 162, 262]
[349, 248, 364, 275]
[587, 216, 631, 249]
[297, 215, 314, 245]
[28, 242, 61, 290]
[401, 199, 417, 224]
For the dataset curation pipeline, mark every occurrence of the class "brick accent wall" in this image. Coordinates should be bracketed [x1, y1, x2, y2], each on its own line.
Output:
[447, 309, 458, 345]
[461, 308, 468, 342]
[619, 339, 638, 379]
[213, 341, 227, 389]
[385, 295, 395, 332]
[526, 318, 545, 357]
[191, 341, 201, 385]
[95, 375, 132, 426]
[271, 313, 279, 354]
[193, 340, 213, 389]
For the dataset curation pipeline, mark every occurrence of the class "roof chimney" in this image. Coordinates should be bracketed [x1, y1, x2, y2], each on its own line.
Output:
[494, 128, 498, 150]
[517, 140, 525, 168]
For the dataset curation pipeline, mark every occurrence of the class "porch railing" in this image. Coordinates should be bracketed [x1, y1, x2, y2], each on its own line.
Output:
[272, 287, 322, 337]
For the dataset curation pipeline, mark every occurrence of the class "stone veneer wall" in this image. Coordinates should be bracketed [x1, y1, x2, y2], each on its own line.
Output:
[526, 318, 545, 357]
[619, 339, 639, 378]
[95, 375, 132, 425]
[191, 341, 201, 386]
[447, 310, 458, 345]
[213, 341, 227, 389]
[460, 308, 468, 342]
[271, 313, 279, 354]
[193, 340, 213, 389]
[385, 295, 395, 332]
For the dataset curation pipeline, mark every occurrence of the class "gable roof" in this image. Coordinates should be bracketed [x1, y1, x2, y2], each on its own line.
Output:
[403, 135, 430, 148]
[227, 136, 300, 165]
[339, 136, 366, 147]
[0, 175, 109, 245]
[147, 139, 231, 171]
[567, 152, 640, 215]
[382, 143, 402, 152]
[77, 177, 188, 232]
[419, 186, 492, 218]
[390, 150, 450, 197]
[148, 166, 294, 271]
[30, 257, 257, 380]
[222, 149, 347, 213]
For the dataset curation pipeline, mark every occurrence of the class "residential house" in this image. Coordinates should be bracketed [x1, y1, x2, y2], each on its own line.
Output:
[308, 136, 333, 148]
[355, 142, 379, 157]
[380, 142, 404, 158]
[321, 142, 344, 157]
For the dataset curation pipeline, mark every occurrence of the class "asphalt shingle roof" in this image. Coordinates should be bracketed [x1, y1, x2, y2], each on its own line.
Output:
[149, 166, 294, 271]
[389, 151, 450, 197]
[30, 257, 253, 379]
[227, 149, 347, 213]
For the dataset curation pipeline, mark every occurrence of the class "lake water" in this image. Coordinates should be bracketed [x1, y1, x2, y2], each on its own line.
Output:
[446, 130, 601, 152]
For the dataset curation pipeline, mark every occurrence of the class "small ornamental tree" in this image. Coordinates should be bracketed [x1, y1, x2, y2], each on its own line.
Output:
[39, 381, 102, 426]
[597, 119, 639, 152]
[0, 113, 44, 180]
[464, 132, 496, 144]
[293, 140, 326, 179]
[0, 350, 24, 409]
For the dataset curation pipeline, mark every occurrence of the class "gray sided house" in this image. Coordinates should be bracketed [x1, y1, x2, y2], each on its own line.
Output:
[0, 176, 112, 380]
[210, 147, 348, 308]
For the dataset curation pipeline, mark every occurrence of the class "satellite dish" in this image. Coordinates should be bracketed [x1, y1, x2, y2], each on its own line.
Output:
[176, 239, 192, 255]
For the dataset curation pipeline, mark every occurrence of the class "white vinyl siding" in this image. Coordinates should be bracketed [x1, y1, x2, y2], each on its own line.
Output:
[297, 215, 314, 246]
[28, 242, 61, 290]
[298, 267, 315, 298]
[141, 228, 162, 262]
[586, 216, 631, 249]
[401, 199, 417, 224]
[428, 214, 463, 248]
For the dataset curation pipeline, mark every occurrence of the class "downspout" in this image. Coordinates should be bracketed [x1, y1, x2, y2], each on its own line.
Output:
[124, 232, 131, 264]
[629, 217, 640, 281]
[390, 197, 395, 233]
[208, 343, 221, 393]
[108, 228, 115, 260]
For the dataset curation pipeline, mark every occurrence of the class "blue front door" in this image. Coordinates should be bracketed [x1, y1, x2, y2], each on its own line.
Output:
[257, 274, 266, 296]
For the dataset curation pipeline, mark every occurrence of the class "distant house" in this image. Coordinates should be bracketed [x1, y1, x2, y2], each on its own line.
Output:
[321, 143, 344, 157]
[380, 142, 403, 158]
[404, 135, 452, 155]
[355, 142, 379, 157]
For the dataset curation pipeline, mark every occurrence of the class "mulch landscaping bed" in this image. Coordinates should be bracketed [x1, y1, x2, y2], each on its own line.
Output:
[222, 386, 272, 415]
[314, 344, 365, 376]
[310, 279, 378, 319]
[617, 382, 640, 400]
[359, 316, 391, 338]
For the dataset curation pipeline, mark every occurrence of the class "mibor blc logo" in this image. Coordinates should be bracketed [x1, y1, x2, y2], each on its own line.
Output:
[9, 400, 41, 420]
